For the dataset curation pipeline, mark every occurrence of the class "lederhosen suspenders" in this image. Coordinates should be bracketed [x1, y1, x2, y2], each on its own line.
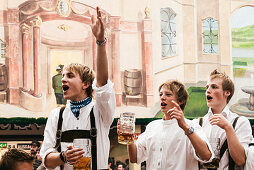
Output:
[198, 116, 240, 170]
[54, 106, 97, 170]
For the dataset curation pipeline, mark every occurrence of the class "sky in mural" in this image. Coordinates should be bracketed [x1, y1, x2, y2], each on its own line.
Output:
[231, 6, 254, 28]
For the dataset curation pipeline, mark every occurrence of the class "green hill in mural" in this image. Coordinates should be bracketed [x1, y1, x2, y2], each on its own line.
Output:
[232, 25, 254, 48]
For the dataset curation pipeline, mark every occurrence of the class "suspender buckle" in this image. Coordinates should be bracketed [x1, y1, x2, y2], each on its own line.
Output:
[56, 130, 62, 139]
[90, 128, 97, 137]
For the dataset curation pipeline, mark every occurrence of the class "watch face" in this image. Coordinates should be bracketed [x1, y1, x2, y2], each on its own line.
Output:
[185, 127, 194, 135]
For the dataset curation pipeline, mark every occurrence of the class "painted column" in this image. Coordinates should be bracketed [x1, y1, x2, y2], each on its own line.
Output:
[6, 9, 20, 104]
[20, 23, 30, 91]
[142, 19, 153, 107]
[30, 16, 42, 97]
[110, 16, 121, 106]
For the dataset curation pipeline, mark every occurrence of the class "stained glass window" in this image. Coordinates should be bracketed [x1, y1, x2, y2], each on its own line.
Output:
[0, 39, 6, 58]
[160, 8, 176, 57]
[202, 17, 218, 53]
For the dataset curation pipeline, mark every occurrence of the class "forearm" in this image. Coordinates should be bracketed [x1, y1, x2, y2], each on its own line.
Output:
[225, 126, 246, 166]
[127, 143, 137, 163]
[188, 133, 212, 161]
[96, 43, 108, 87]
[44, 152, 64, 168]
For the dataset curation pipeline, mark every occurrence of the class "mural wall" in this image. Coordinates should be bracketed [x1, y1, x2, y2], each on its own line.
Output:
[1, 0, 254, 169]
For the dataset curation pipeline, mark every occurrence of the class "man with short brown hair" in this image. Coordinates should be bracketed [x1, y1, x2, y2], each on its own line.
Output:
[0, 148, 34, 170]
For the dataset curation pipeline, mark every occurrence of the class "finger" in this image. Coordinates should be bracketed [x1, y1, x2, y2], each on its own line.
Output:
[167, 107, 175, 114]
[171, 100, 181, 110]
[97, 6, 101, 19]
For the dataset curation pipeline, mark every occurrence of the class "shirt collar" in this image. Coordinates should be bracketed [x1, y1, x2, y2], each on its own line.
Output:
[208, 105, 229, 119]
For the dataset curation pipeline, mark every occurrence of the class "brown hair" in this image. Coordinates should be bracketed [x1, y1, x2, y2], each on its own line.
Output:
[64, 63, 95, 98]
[0, 148, 34, 170]
[210, 69, 234, 103]
[159, 80, 189, 111]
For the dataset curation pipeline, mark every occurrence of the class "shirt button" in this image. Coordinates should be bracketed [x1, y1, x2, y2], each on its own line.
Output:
[158, 162, 160, 166]
[77, 118, 79, 120]
[160, 148, 162, 151]
[76, 127, 79, 129]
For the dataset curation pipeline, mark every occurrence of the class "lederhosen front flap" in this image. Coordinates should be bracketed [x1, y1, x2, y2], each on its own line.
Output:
[54, 106, 97, 170]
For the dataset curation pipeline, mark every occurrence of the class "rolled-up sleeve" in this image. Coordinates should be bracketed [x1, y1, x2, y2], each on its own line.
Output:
[190, 121, 214, 163]
[92, 79, 116, 128]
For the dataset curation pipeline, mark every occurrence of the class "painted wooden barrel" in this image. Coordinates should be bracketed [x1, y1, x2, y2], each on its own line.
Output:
[0, 64, 7, 91]
[124, 69, 142, 96]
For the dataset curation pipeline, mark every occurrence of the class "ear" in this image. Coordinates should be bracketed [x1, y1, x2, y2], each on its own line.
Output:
[224, 90, 230, 97]
[82, 82, 90, 90]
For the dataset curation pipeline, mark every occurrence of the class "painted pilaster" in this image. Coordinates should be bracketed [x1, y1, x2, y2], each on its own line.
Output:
[30, 16, 42, 97]
[110, 16, 121, 106]
[21, 23, 30, 91]
[141, 19, 153, 107]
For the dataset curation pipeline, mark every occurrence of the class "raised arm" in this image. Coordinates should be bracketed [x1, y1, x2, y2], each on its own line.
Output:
[168, 100, 212, 161]
[90, 7, 108, 87]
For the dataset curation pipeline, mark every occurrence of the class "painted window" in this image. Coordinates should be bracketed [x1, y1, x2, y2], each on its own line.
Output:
[160, 8, 176, 57]
[0, 39, 6, 58]
[202, 17, 218, 53]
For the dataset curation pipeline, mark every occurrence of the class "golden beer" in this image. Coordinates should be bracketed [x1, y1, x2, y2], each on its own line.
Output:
[73, 157, 91, 170]
[201, 158, 220, 169]
[118, 132, 134, 145]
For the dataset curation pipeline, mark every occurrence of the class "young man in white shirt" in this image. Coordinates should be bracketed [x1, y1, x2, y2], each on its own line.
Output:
[195, 69, 253, 170]
[40, 6, 116, 170]
[119, 80, 213, 170]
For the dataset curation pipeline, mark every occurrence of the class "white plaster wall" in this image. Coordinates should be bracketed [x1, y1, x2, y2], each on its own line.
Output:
[120, 32, 142, 71]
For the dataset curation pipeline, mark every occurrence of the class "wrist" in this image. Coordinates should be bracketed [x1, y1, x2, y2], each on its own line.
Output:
[96, 37, 107, 46]
[59, 151, 67, 163]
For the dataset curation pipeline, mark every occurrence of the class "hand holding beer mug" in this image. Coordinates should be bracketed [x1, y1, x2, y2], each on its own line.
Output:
[200, 138, 220, 169]
[118, 112, 136, 145]
[73, 139, 91, 170]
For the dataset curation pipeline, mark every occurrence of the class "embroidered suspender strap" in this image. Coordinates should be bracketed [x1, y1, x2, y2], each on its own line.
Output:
[90, 107, 97, 170]
[219, 116, 240, 170]
[54, 106, 65, 170]
[54, 106, 65, 152]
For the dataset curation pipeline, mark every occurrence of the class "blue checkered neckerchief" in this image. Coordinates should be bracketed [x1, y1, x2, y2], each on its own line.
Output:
[70, 97, 92, 118]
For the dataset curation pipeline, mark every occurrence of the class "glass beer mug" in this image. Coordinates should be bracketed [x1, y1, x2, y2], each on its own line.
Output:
[73, 139, 91, 170]
[200, 138, 220, 169]
[118, 112, 136, 145]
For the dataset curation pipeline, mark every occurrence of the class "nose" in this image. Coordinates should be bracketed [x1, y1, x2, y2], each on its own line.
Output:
[206, 86, 211, 94]
[61, 74, 66, 83]
[160, 93, 166, 100]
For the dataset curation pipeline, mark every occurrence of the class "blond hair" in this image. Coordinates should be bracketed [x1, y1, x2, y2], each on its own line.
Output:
[64, 63, 95, 98]
[210, 69, 234, 103]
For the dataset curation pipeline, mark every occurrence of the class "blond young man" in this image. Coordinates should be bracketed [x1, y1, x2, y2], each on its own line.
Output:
[118, 80, 213, 170]
[40, 7, 116, 170]
[194, 69, 253, 170]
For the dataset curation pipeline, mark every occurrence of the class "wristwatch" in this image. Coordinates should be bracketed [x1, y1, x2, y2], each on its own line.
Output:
[185, 127, 194, 136]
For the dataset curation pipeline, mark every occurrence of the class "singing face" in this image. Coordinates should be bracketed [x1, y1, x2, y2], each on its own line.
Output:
[61, 70, 88, 101]
[159, 85, 178, 114]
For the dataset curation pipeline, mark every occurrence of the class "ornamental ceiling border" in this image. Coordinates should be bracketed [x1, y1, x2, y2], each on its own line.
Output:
[19, 0, 110, 26]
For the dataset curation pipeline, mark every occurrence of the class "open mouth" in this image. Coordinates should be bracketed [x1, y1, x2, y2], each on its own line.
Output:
[207, 95, 213, 101]
[62, 85, 69, 91]
[161, 102, 167, 106]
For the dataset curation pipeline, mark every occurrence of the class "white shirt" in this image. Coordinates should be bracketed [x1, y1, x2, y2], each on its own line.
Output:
[40, 79, 116, 170]
[193, 106, 253, 170]
[245, 139, 254, 170]
[136, 118, 213, 170]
